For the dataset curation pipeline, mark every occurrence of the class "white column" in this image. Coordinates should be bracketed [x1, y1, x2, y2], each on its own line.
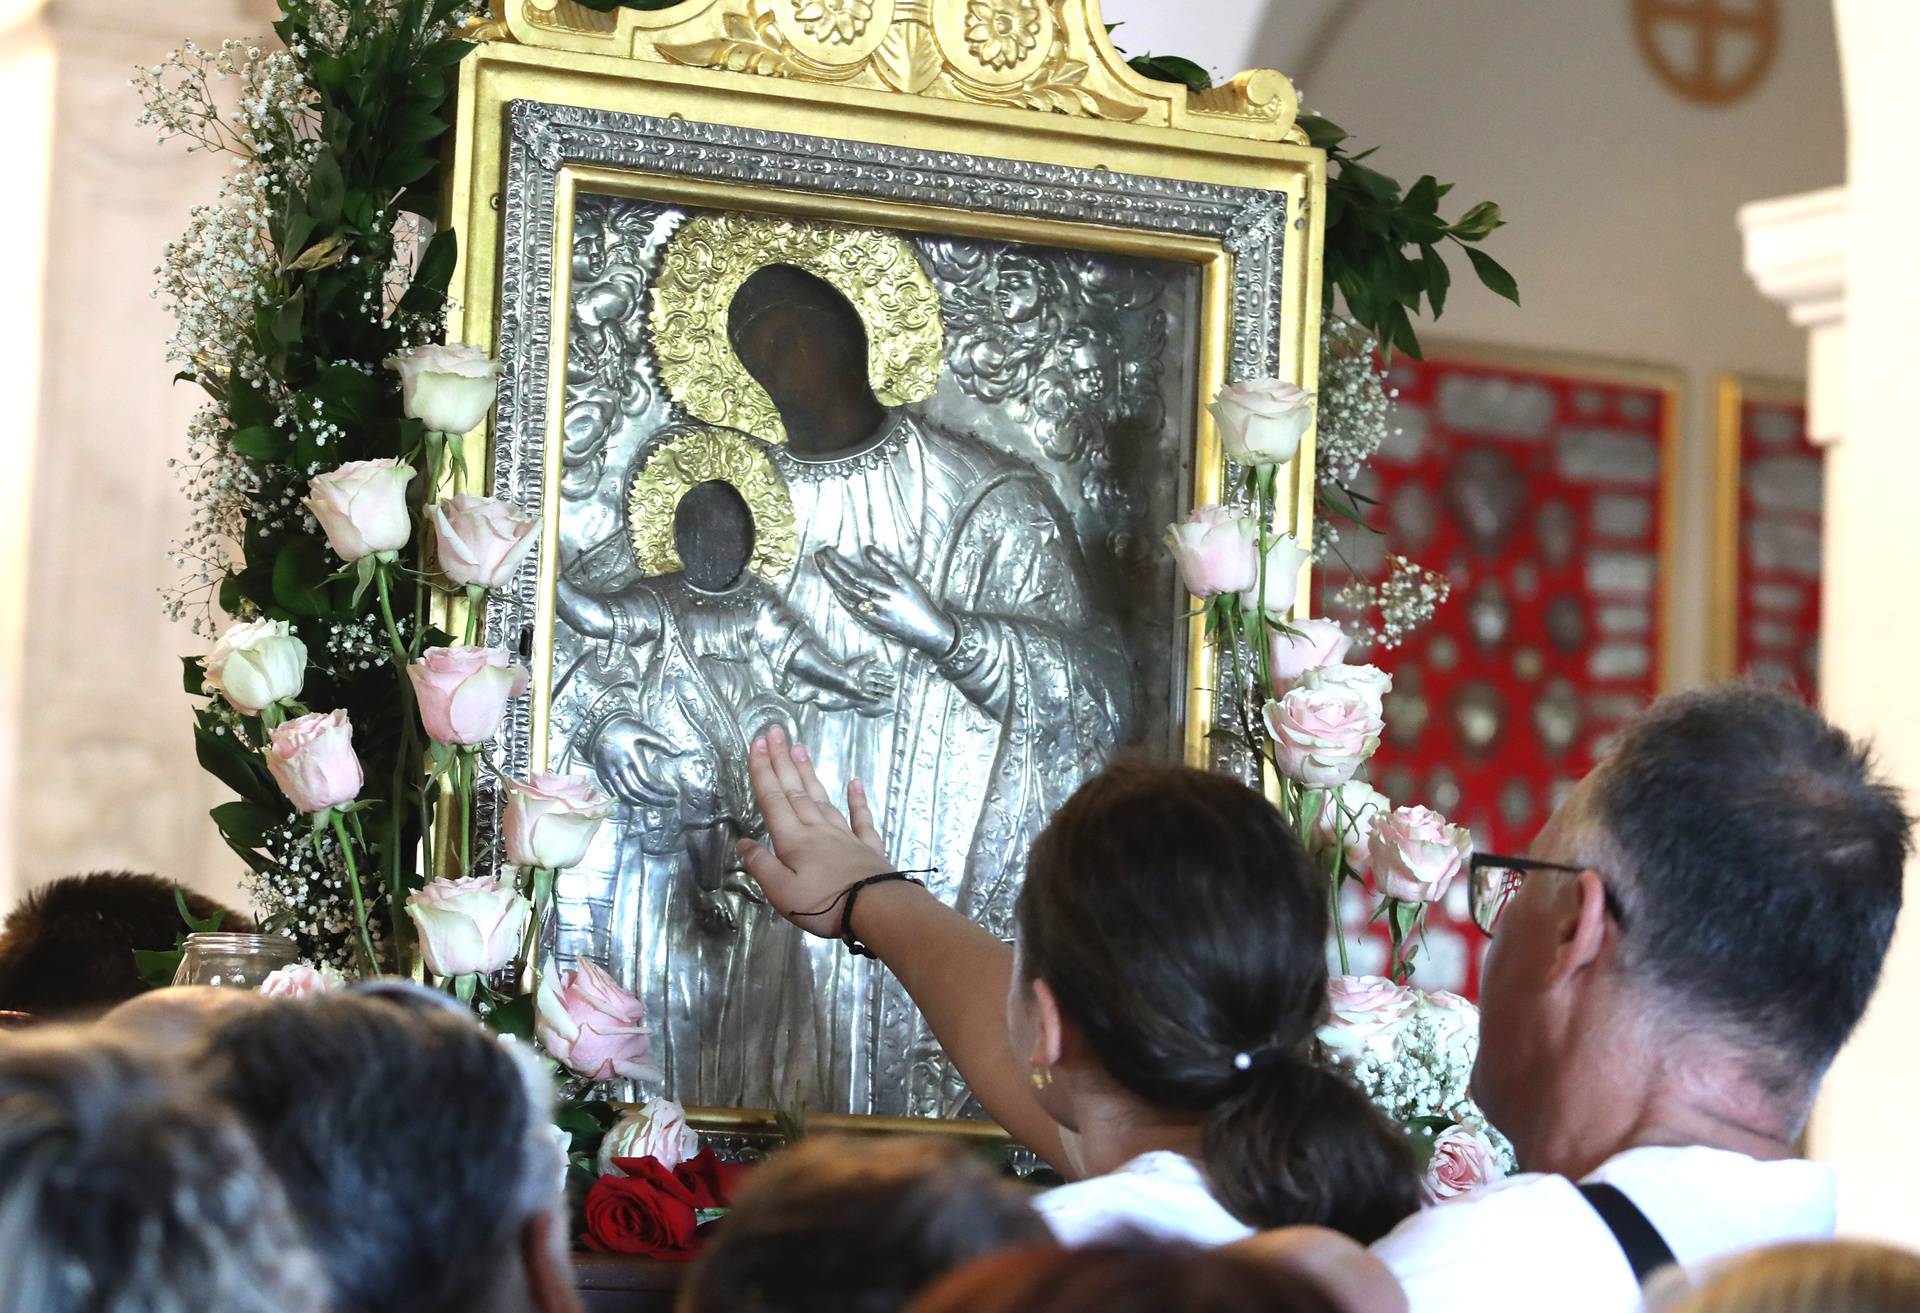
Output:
[1742, 0, 1920, 1241]
[1, 0, 267, 912]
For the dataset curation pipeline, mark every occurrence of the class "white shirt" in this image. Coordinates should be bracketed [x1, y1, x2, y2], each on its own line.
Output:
[1036, 1151, 1254, 1247]
[1374, 1146, 1838, 1313]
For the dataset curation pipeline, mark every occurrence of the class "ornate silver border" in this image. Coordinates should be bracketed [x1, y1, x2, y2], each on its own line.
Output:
[478, 99, 1289, 871]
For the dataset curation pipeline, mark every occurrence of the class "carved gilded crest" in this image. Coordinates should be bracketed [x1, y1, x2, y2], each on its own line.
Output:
[648, 213, 944, 445]
[489, 0, 1300, 141]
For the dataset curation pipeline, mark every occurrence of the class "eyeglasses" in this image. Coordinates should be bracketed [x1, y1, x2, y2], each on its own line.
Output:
[1467, 853, 1628, 937]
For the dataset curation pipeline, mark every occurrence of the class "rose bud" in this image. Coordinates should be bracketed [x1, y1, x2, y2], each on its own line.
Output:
[504, 772, 614, 871]
[1316, 973, 1416, 1062]
[1303, 662, 1394, 719]
[202, 618, 307, 715]
[407, 645, 529, 747]
[264, 710, 364, 814]
[305, 458, 416, 563]
[1207, 378, 1315, 467]
[597, 1099, 700, 1177]
[1263, 687, 1382, 788]
[1426, 1123, 1502, 1200]
[385, 343, 501, 435]
[406, 875, 531, 979]
[536, 959, 661, 1083]
[1238, 533, 1311, 621]
[1164, 505, 1260, 599]
[1309, 779, 1392, 875]
[1268, 617, 1353, 695]
[257, 963, 344, 999]
[1367, 805, 1473, 905]
[429, 493, 538, 590]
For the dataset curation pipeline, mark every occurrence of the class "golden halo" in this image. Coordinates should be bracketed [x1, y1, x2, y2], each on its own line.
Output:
[627, 428, 798, 583]
[648, 212, 945, 444]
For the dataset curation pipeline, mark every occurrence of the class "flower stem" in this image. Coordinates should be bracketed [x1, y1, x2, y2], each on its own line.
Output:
[520, 865, 554, 993]
[331, 812, 381, 976]
[374, 562, 424, 967]
[464, 583, 484, 647]
[456, 748, 474, 877]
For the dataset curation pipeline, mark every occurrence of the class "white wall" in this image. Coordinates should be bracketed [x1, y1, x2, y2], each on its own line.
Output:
[1249, 0, 1844, 688]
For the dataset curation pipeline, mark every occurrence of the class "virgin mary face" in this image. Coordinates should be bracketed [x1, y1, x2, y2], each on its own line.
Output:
[726, 263, 890, 459]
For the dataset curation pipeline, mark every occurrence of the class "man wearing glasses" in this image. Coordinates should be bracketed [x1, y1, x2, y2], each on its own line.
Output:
[1371, 686, 1910, 1310]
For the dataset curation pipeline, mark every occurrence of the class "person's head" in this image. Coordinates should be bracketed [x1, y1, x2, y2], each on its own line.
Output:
[727, 263, 888, 457]
[1650, 1240, 1920, 1313]
[1474, 686, 1912, 1170]
[905, 1241, 1344, 1313]
[679, 1134, 1050, 1313]
[0, 1026, 325, 1313]
[1009, 763, 1421, 1242]
[674, 478, 757, 593]
[99, 985, 267, 1049]
[0, 871, 250, 1019]
[199, 988, 577, 1313]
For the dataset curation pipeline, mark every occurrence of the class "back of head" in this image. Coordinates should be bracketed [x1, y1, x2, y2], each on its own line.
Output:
[200, 992, 562, 1313]
[0, 872, 250, 1019]
[1587, 686, 1911, 1087]
[0, 1026, 323, 1313]
[905, 1241, 1343, 1313]
[1016, 763, 1420, 1240]
[1653, 1240, 1920, 1313]
[680, 1135, 1051, 1313]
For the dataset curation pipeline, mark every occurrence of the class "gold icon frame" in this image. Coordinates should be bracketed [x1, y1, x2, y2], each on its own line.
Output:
[443, 0, 1327, 1137]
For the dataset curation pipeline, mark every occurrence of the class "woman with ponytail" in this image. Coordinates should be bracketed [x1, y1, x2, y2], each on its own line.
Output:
[738, 728, 1423, 1246]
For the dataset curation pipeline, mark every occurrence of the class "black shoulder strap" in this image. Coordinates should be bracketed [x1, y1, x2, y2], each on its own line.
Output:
[1578, 1183, 1679, 1284]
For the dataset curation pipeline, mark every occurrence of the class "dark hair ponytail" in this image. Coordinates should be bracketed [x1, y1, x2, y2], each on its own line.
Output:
[1017, 763, 1421, 1242]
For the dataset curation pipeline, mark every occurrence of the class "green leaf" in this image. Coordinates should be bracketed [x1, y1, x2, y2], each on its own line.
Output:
[182, 654, 208, 696]
[1126, 53, 1213, 92]
[1462, 244, 1521, 305]
[212, 800, 279, 851]
[308, 151, 346, 229]
[1421, 244, 1452, 319]
[134, 947, 185, 989]
[177, 886, 228, 935]
[1448, 200, 1505, 242]
[485, 993, 536, 1039]
[420, 38, 476, 66]
[390, 106, 452, 144]
[194, 720, 279, 811]
[1297, 114, 1349, 152]
[230, 425, 289, 463]
[273, 540, 334, 620]
[398, 229, 459, 319]
[270, 290, 306, 348]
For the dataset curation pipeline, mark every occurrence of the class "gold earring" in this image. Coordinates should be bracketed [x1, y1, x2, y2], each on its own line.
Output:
[1030, 1068, 1053, 1090]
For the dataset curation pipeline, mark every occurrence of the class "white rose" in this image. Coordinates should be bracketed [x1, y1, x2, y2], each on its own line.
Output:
[1207, 378, 1315, 466]
[305, 458, 416, 563]
[1310, 780, 1392, 875]
[1304, 662, 1394, 719]
[385, 343, 501, 435]
[429, 493, 538, 590]
[1238, 533, 1311, 621]
[1264, 687, 1383, 788]
[203, 618, 307, 715]
[1318, 974, 1416, 1063]
[257, 963, 344, 998]
[597, 1099, 701, 1177]
[504, 773, 615, 871]
[405, 875, 531, 978]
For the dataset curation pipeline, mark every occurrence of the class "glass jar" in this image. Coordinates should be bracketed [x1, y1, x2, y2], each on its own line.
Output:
[170, 933, 299, 990]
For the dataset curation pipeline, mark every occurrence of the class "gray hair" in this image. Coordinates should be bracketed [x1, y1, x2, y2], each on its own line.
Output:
[0, 1026, 325, 1313]
[200, 989, 567, 1313]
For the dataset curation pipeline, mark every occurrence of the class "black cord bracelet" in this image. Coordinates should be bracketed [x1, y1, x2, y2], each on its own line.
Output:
[811, 870, 933, 959]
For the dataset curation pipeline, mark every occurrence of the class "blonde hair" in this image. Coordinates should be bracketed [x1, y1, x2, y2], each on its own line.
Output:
[1656, 1241, 1920, 1313]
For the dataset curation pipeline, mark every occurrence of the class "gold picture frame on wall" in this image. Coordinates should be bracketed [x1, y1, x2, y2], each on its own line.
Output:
[441, 0, 1326, 1135]
[1711, 374, 1819, 694]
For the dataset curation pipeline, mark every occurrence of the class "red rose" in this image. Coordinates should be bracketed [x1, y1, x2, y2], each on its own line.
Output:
[582, 1158, 700, 1260]
[673, 1148, 748, 1210]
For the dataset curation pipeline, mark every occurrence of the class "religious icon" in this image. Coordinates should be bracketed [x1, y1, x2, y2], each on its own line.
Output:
[545, 205, 1187, 1117]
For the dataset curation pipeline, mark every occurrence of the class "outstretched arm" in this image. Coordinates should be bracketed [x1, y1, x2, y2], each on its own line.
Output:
[735, 727, 1067, 1169]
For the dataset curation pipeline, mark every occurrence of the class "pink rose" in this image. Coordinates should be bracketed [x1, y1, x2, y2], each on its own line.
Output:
[1269, 618, 1353, 695]
[505, 772, 614, 871]
[304, 459, 416, 563]
[1264, 688, 1382, 787]
[536, 959, 661, 1083]
[257, 964, 343, 998]
[264, 710, 363, 814]
[1304, 663, 1393, 718]
[407, 646, 529, 747]
[430, 493, 538, 590]
[1426, 1124, 1501, 1200]
[1310, 780, 1391, 875]
[1317, 974, 1416, 1061]
[597, 1099, 700, 1177]
[1164, 505, 1259, 599]
[406, 875, 531, 978]
[1368, 806, 1472, 904]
